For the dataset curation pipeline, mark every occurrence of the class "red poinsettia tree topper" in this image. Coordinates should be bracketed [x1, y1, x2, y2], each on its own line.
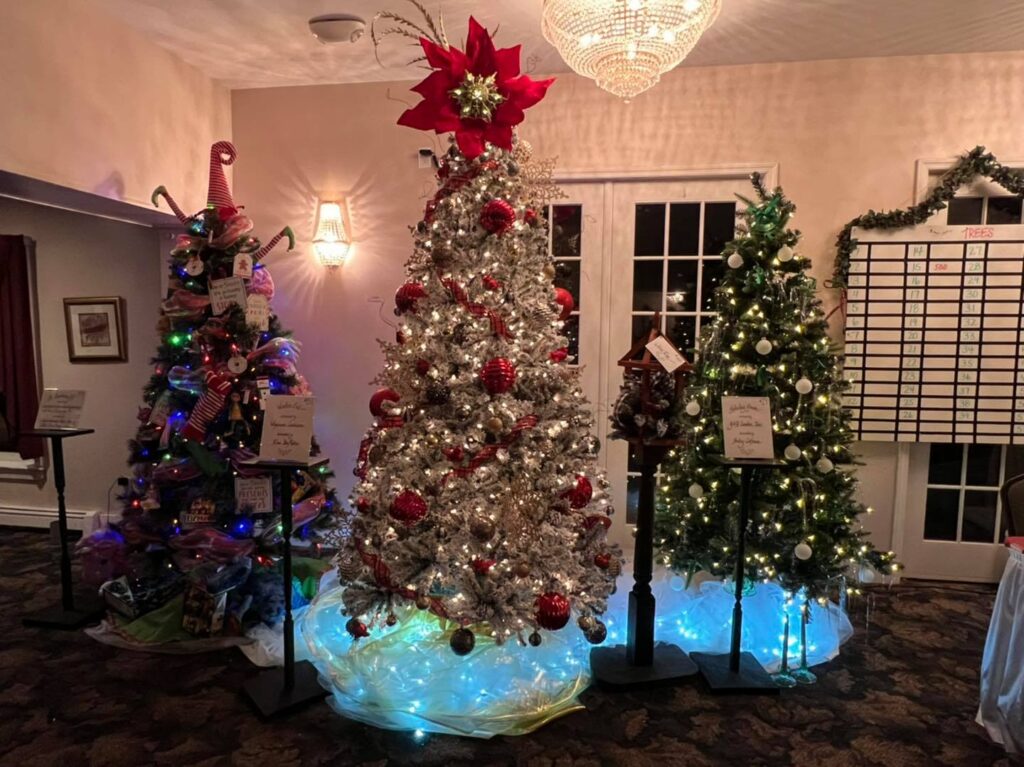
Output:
[397, 17, 554, 159]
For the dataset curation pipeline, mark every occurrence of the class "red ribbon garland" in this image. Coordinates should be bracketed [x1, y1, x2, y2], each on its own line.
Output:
[441, 277, 512, 340]
[442, 414, 538, 485]
[355, 539, 450, 619]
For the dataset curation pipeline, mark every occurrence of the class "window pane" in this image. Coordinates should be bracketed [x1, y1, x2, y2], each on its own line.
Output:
[628, 443, 641, 472]
[962, 490, 998, 543]
[986, 196, 1022, 225]
[669, 203, 700, 256]
[1005, 446, 1024, 481]
[554, 260, 581, 311]
[563, 315, 579, 364]
[634, 204, 666, 256]
[947, 197, 984, 225]
[924, 488, 960, 541]
[626, 474, 640, 524]
[632, 260, 663, 311]
[552, 204, 582, 258]
[701, 259, 725, 311]
[966, 444, 1001, 487]
[666, 260, 698, 311]
[703, 202, 736, 256]
[632, 314, 656, 346]
[667, 316, 697, 356]
[928, 444, 963, 485]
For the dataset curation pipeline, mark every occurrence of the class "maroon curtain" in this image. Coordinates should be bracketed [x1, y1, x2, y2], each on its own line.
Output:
[0, 235, 43, 458]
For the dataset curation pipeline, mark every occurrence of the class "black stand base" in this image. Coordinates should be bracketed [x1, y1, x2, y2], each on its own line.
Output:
[23, 598, 105, 630]
[243, 660, 327, 719]
[591, 642, 698, 689]
[691, 651, 779, 695]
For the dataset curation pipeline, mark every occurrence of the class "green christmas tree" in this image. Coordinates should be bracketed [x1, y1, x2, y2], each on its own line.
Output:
[654, 175, 897, 599]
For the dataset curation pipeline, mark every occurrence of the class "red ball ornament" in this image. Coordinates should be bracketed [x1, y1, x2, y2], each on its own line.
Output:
[369, 388, 401, 417]
[482, 275, 502, 291]
[524, 208, 540, 227]
[480, 357, 517, 395]
[471, 558, 496, 576]
[415, 359, 431, 376]
[355, 496, 372, 514]
[424, 198, 438, 223]
[396, 329, 407, 345]
[549, 347, 569, 363]
[395, 282, 427, 314]
[563, 476, 593, 509]
[554, 288, 574, 320]
[346, 617, 369, 639]
[480, 199, 516, 235]
[443, 446, 465, 463]
[390, 489, 428, 525]
[583, 515, 612, 531]
[594, 552, 612, 569]
[535, 592, 571, 631]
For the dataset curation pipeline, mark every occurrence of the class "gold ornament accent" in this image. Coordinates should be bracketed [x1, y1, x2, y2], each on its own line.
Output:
[514, 140, 565, 206]
[485, 416, 504, 434]
[450, 72, 505, 122]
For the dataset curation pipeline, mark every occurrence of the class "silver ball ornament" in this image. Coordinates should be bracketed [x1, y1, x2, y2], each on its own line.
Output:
[727, 252, 744, 269]
[684, 400, 701, 417]
[777, 245, 795, 262]
[783, 444, 802, 461]
[688, 483, 705, 500]
[794, 541, 813, 560]
[816, 457, 834, 473]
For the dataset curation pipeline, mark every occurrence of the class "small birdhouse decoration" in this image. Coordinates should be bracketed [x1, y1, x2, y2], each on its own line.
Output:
[611, 312, 692, 445]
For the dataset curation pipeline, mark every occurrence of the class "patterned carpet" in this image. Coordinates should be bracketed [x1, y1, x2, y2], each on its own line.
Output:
[0, 526, 1017, 767]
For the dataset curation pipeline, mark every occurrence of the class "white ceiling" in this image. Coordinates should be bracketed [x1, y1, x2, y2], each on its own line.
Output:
[95, 0, 1024, 90]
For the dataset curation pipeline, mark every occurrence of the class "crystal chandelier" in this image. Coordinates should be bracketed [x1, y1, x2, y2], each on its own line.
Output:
[541, 0, 722, 100]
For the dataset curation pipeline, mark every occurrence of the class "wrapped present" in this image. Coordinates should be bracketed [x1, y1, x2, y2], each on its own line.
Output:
[181, 581, 228, 637]
[99, 572, 184, 619]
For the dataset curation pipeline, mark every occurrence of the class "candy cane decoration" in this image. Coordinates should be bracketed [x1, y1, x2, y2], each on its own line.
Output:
[180, 370, 233, 442]
[151, 185, 190, 225]
[207, 140, 237, 209]
[253, 226, 296, 261]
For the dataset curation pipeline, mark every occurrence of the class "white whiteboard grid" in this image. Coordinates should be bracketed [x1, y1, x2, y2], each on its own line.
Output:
[844, 224, 1024, 444]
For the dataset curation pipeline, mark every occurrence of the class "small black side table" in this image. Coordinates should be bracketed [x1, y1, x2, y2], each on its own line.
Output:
[691, 456, 787, 694]
[591, 440, 698, 689]
[22, 428, 105, 630]
[242, 456, 328, 718]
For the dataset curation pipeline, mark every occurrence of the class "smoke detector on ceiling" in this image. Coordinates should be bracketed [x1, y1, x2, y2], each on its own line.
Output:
[309, 13, 367, 44]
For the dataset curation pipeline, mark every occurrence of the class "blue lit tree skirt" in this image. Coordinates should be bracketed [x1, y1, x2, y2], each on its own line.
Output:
[302, 569, 853, 737]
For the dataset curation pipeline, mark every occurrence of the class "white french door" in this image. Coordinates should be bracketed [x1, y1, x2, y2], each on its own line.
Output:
[556, 170, 776, 551]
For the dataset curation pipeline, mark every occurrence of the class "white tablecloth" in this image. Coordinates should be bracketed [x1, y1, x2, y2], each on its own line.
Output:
[978, 547, 1024, 753]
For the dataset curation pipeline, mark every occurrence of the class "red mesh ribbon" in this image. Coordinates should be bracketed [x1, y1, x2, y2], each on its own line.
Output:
[441, 277, 512, 340]
[442, 414, 538, 485]
[355, 540, 450, 618]
[825, 287, 847, 323]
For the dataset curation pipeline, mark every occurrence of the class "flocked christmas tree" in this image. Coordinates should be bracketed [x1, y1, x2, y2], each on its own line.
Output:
[336, 16, 621, 655]
[654, 176, 898, 599]
[98, 141, 339, 627]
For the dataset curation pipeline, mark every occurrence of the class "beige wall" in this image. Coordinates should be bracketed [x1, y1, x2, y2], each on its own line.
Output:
[231, 50, 1024, 552]
[0, 198, 164, 526]
[0, 0, 232, 210]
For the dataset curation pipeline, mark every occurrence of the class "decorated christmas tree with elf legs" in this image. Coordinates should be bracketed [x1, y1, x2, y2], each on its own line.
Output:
[81, 141, 339, 635]
[655, 175, 898, 600]
[326, 14, 621, 655]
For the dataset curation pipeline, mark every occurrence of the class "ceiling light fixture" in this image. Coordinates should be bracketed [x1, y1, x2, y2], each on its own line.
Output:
[309, 13, 367, 44]
[541, 0, 722, 100]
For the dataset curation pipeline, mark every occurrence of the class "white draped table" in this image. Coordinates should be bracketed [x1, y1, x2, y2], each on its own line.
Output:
[978, 543, 1024, 753]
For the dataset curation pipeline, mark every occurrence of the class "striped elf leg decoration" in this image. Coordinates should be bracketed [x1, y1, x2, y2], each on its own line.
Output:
[180, 370, 233, 442]
[253, 226, 296, 261]
[150, 185, 190, 225]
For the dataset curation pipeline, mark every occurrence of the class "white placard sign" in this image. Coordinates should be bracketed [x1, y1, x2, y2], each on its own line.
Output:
[721, 396, 775, 460]
[34, 389, 86, 430]
[844, 223, 1024, 444]
[645, 335, 686, 373]
[234, 475, 273, 514]
[208, 276, 248, 316]
[245, 294, 270, 331]
[258, 396, 315, 462]
[233, 252, 254, 279]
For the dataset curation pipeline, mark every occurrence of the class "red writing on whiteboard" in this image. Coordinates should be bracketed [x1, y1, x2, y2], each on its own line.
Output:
[963, 226, 994, 239]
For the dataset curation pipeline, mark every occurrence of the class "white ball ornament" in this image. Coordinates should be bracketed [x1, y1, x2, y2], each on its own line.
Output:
[727, 252, 744, 269]
[794, 541, 813, 560]
[784, 444, 802, 461]
[777, 245, 795, 262]
[755, 338, 773, 355]
[688, 483, 705, 500]
[858, 565, 877, 584]
[795, 377, 813, 395]
[816, 457, 834, 473]
[685, 400, 701, 417]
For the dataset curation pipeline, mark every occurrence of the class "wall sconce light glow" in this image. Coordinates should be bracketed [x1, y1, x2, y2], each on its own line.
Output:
[313, 200, 351, 268]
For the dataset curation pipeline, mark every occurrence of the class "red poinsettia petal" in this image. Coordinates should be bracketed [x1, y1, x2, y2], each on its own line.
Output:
[495, 45, 522, 82]
[398, 99, 444, 131]
[465, 17, 498, 76]
[421, 37, 453, 69]
[493, 100, 525, 127]
[411, 70, 455, 99]
[483, 123, 515, 152]
[504, 74, 556, 111]
[456, 128, 487, 159]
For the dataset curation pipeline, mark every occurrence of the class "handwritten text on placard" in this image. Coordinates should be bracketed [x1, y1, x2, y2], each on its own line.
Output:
[645, 335, 686, 373]
[721, 396, 775, 459]
[259, 396, 315, 462]
[209, 276, 248, 316]
[34, 389, 87, 430]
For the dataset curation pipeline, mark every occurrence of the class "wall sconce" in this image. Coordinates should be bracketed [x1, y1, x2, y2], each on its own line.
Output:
[313, 199, 351, 268]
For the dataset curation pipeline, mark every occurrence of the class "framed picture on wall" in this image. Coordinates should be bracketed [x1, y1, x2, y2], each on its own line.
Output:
[63, 297, 126, 362]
